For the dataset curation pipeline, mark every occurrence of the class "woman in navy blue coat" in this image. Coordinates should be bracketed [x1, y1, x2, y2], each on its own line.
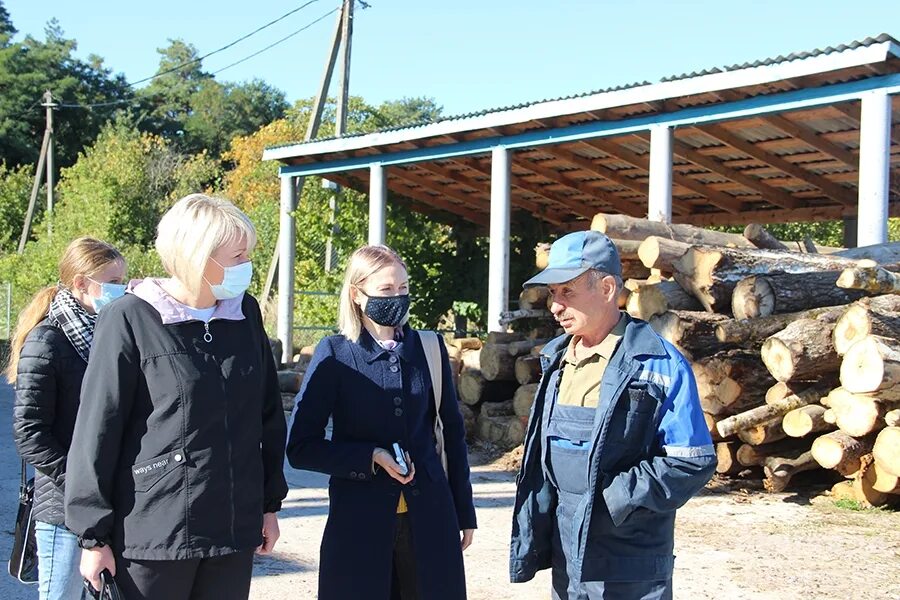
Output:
[287, 244, 476, 600]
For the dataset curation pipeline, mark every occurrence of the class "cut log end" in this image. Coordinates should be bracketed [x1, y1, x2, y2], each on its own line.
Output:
[731, 276, 775, 321]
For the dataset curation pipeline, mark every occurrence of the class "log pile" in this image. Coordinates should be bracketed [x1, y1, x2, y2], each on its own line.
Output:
[589, 214, 900, 502]
[454, 330, 541, 450]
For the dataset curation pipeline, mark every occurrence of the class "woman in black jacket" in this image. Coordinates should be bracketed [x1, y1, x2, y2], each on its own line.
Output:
[287, 244, 476, 600]
[64, 194, 288, 600]
[9, 237, 127, 600]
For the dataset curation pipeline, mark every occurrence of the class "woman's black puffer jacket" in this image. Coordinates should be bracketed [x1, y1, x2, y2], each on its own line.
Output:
[13, 320, 85, 526]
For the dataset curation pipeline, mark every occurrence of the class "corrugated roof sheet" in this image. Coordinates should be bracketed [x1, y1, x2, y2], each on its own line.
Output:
[267, 33, 898, 152]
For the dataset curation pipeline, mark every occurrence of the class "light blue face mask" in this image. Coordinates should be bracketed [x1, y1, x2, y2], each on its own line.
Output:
[89, 281, 127, 313]
[208, 259, 253, 300]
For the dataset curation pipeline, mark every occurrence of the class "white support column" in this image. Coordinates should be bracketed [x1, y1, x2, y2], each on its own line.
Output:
[648, 125, 673, 222]
[488, 146, 511, 332]
[857, 90, 892, 246]
[277, 176, 297, 364]
[369, 163, 387, 245]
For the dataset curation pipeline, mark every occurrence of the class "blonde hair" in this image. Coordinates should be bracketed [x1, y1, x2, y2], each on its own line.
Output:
[4, 237, 124, 382]
[338, 245, 408, 342]
[155, 194, 257, 295]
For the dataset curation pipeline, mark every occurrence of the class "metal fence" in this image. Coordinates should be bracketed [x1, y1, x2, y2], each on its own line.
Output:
[293, 289, 339, 349]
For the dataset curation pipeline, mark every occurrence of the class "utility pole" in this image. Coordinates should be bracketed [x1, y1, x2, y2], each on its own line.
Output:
[43, 90, 56, 227]
[261, 4, 349, 309]
[325, 0, 354, 272]
[17, 92, 53, 254]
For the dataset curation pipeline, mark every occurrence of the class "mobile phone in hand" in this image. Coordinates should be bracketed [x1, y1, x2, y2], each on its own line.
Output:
[392, 442, 409, 476]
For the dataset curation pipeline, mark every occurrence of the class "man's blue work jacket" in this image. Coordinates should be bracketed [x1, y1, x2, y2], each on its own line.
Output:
[509, 314, 717, 584]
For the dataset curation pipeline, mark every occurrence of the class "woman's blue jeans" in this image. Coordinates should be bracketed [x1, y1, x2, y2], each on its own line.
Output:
[34, 521, 84, 600]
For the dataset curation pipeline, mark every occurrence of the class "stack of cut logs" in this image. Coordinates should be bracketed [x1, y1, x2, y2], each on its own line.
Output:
[588, 213, 900, 506]
[447, 315, 558, 450]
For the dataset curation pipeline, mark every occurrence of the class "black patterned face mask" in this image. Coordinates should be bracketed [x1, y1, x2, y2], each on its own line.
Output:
[359, 291, 410, 327]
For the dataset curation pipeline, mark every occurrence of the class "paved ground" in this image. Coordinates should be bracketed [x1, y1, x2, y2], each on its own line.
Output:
[2, 378, 898, 599]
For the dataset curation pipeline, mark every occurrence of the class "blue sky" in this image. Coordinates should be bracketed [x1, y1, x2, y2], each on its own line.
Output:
[5, 0, 899, 116]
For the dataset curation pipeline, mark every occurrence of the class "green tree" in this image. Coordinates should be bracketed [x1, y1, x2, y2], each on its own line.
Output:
[0, 162, 33, 253]
[0, 14, 131, 169]
[138, 40, 287, 157]
[0, 0, 16, 41]
[0, 116, 220, 314]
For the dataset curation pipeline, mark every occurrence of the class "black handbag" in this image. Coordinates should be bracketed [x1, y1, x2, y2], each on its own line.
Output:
[8, 459, 38, 584]
[83, 569, 124, 600]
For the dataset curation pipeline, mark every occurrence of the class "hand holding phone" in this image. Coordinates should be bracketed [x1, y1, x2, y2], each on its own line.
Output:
[392, 443, 409, 476]
[373, 445, 415, 484]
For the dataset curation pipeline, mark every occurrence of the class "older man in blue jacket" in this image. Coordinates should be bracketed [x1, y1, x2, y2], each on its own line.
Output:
[509, 230, 716, 600]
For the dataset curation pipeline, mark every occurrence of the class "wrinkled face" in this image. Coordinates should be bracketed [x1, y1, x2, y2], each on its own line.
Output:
[547, 271, 618, 338]
[352, 262, 409, 310]
[204, 236, 251, 287]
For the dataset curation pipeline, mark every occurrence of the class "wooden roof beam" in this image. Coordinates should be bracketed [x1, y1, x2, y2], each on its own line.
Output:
[582, 138, 745, 213]
[481, 124, 647, 216]
[390, 166, 489, 215]
[631, 133, 803, 210]
[513, 155, 645, 217]
[698, 124, 858, 206]
[716, 89, 860, 168]
[546, 144, 651, 196]
[414, 162, 564, 226]
[455, 157, 596, 220]
[328, 172, 488, 230]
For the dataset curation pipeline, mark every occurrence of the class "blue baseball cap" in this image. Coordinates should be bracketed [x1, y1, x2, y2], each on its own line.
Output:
[524, 230, 621, 288]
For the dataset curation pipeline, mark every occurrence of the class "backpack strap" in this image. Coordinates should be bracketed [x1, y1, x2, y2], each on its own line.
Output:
[418, 330, 448, 474]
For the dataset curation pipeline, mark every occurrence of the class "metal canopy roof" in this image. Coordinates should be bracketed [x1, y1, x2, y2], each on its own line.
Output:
[264, 34, 900, 230]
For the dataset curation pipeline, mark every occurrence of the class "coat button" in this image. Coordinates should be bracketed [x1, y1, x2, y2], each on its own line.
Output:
[411, 489, 420, 497]
[350, 471, 358, 479]
[389, 355, 398, 364]
[394, 408, 403, 417]
[393, 397, 402, 406]
[389, 365, 399, 373]
[174, 454, 183, 462]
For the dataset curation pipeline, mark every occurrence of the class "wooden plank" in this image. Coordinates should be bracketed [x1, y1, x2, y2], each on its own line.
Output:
[583, 138, 745, 213]
[699, 124, 858, 206]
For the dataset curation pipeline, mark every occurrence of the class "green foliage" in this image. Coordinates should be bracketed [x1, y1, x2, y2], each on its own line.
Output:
[0, 117, 218, 319]
[0, 162, 34, 253]
[0, 15, 131, 169]
[833, 498, 866, 511]
[138, 40, 288, 158]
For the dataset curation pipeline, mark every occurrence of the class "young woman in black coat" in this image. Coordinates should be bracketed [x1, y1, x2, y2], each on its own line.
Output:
[287, 244, 477, 600]
[8, 237, 127, 600]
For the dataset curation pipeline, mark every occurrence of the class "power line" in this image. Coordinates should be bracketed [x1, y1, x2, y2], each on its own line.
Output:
[211, 6, 340, 76]
[55, 1, 345, 110]
[129, 0, 323, 87]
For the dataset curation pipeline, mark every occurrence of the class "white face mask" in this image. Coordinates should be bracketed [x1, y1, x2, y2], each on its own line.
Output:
[207, 259, 252, 300]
